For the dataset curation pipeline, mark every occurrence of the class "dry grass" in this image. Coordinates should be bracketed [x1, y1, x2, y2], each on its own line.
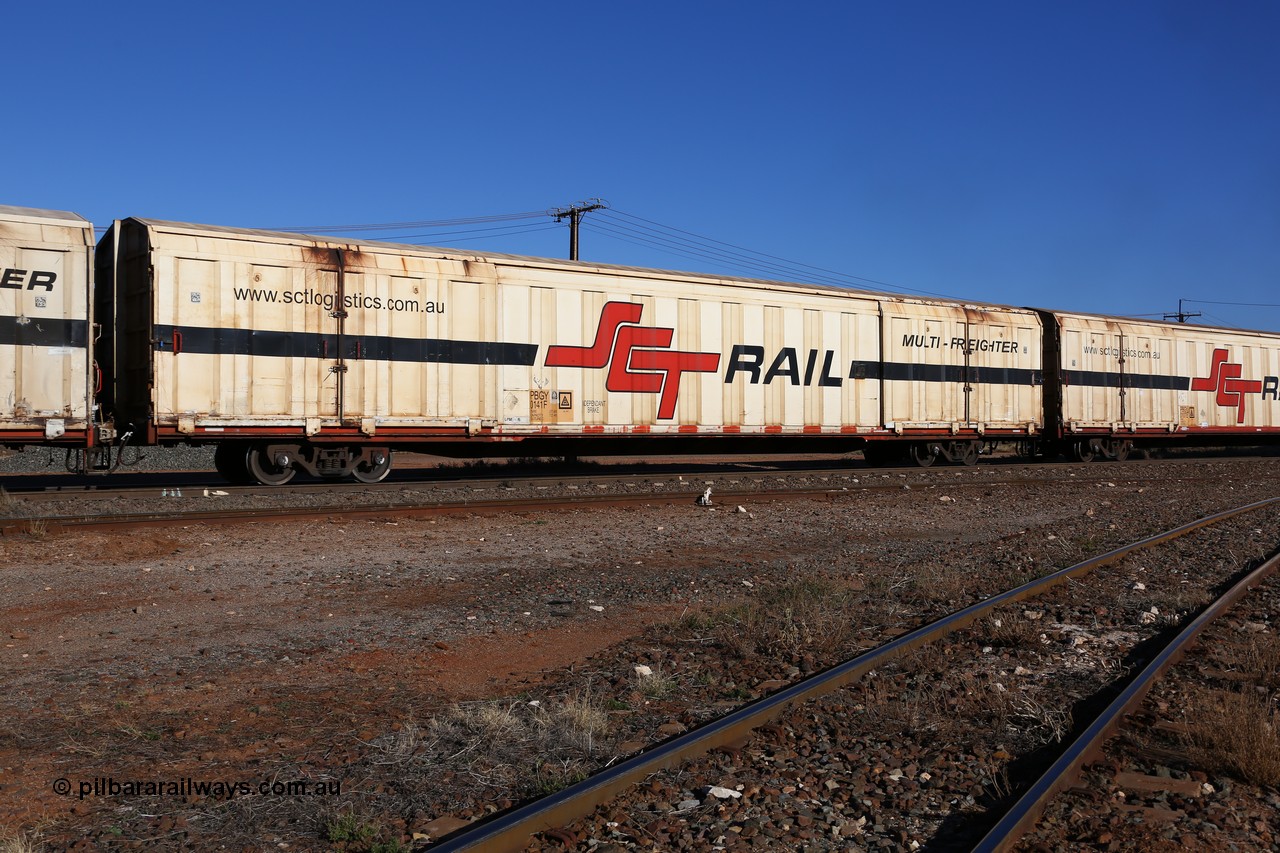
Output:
[714, 577, 862, 660]
[1184, 687, 1280, 787]
[0, 830, 44, 853]
[976, 612, 1044, 650]
[1238, 635, 1280, 691]
[633, 665, 679, 700]
[417, 689, 611, 795]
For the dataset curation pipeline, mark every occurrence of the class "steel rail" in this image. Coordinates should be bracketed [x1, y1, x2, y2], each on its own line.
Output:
[0, 453, 1249, 502]
[424, 496, 1280, 852]
[972, 536, 1280, 851]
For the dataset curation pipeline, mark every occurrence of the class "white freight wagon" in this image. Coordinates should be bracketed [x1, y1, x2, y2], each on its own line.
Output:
[95, 218, 1046, 482]
[1050, 311, 1280, 460]
[0, 205, 96, 449]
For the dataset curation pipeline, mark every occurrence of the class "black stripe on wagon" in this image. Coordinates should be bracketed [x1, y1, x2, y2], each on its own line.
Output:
[851, 361, 1044, 386]
[0, 315, 89, 348]
[152, 325, 538, 366]
[1066, 370, 1190, 392]
[850, 360, 1193, 391]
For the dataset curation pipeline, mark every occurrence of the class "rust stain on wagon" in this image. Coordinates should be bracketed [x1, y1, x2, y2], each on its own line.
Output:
[302, 245, 342, 268]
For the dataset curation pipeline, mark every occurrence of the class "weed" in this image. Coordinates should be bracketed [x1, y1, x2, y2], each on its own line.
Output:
[0, 830, 45, 853]
[324, 812, 377, 843]
[1184, 687, 1280, 787]
[368, 841, 409, 853]
[978, 612, 1043, 650]
[1009, 695, 1072, 744]
[634, 666, 678, 700]
[1239, 635, 1280, 691]
[372, 719, 427, 766]
[419, 690, 611, 794]
[714, 577, 862, 659]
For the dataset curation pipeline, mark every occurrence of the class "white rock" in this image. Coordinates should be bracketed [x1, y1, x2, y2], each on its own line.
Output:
[676, 799, 701, 811]
[1202, 782, 1215, 794]
[1132, 582, 1146, 591]
[737, 505, 748, 513]
[705, 786, 741, 800]
[589, 605, 605, 612]
[634, 665, 653, 677]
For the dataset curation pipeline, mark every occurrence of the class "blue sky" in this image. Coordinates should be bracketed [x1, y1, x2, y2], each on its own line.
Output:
[8, 1, 1278, 330]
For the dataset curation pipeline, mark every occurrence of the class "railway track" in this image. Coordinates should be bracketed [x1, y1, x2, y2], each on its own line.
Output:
[0, 456, 1261, 537]
[4, 457, 1278, 850]
[407, 498, 1280, 852]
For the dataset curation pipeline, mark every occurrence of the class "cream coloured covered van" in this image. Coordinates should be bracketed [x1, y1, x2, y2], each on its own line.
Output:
[0, 205, 95, 447]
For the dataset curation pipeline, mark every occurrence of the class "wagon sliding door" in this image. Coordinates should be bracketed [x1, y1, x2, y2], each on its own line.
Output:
[882, 306, 966, 429]
[1060, 321, 1126, 429]
[152, 254, 337, 430]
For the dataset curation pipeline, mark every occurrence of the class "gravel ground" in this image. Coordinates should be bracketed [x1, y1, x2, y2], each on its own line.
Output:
[0, 457, 1276, 851]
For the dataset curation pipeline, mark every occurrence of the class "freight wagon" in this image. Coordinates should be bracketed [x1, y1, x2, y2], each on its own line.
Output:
[0, 205, 100, 453]
[4, 205, 1279, 484]
[92, 216, 1045, 482]
[1043, 310, 1280, 461]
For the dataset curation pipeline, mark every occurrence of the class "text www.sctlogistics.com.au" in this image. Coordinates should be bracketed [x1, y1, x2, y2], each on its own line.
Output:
[52, 776, 341, 800]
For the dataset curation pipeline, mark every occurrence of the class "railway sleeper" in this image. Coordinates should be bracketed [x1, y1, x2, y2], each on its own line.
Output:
[214, 441, 392, 485]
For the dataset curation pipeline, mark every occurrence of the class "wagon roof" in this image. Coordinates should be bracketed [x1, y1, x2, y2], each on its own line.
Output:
[126, 217, 1273, 337]
[0, 204, 91, 228]
[126, 217, 1035, 313]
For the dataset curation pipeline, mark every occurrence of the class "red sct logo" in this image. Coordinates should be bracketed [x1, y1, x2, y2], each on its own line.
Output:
[1190, 348, 1262, 424]
[545, 302, 721, 420]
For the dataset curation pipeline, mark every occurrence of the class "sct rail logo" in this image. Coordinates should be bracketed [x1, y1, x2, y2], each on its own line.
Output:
[545, 302, 720, 420]
[1190, 348, 1265, 424]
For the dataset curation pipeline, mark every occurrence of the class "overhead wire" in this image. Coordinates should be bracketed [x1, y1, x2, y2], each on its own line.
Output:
[598, 209, 955, 298]
[263, 211, 547, 233]
[114, 203, 957, 300]
[1182, 299, 1280, 308]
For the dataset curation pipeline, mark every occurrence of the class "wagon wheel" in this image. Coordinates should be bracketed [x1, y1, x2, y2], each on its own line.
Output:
[1070, 440, 1097, 463]
[246, 444, 296, 486]
[213, 442, 252, 485]
[351, 449, 392, 484]
[1110, 440, 1131, 462]
[956, 441, 980, 466]
[909, 442, 940, 468]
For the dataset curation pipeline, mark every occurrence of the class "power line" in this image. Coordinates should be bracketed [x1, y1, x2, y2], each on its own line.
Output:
[1182, 299, 1280, 308]
[263, 211, 547, 233]
[353, 222, 562, 244]
[592, 209, 956, 298]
